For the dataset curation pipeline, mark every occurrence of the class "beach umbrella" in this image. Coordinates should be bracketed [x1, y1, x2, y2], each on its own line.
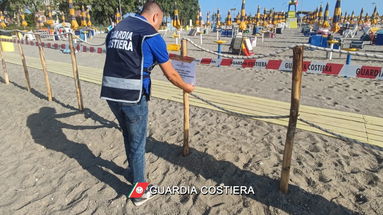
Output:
[364, 13, 370, 25]
[115, 9, 122, 24]
[20, 11, 28, 28]
[239, 0, 247, 31]
[206, 11, 211, 26]
[0, 11, 6, 29]
[81, 5, 87, 27]
[318, 4, 323, 25]
[216, 9, 221, 28]
[314, 7, 319, 23]
[358, 8, 364, 25]
[68, 0, 79, 30]
[272, 11, 278, 25]
[172, 2, 181, 30]
[46, 6, 54, 27]
[36, 14, 44, 28]
[255, 5, 261, 26]
[342, 12, 348, 23]
[331, 0, 341, 33]
[263, 8, 269, 27]
[86, 8, 92, 26]
[195, 10, 200, 26]
[226, 10, 232, 26]
[198, 10, 203, 27]
[349, 11, 355, 24]
[371, 6, 378, 25]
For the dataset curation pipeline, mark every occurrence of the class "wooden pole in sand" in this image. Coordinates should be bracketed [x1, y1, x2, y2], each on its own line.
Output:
[0, 39, 10, 84]
[280, 46, 304, 193]
[181, 39, 190, 156]
[68, 33, 84, 110]
[16, 32, 31, 91]
[35, 34, 53, 101]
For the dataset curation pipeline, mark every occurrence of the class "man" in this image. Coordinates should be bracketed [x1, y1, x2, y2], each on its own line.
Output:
[100, 1, 194, 206]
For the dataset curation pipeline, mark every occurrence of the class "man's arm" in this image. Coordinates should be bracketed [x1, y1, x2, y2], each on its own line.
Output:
[159, 60, 195, 93]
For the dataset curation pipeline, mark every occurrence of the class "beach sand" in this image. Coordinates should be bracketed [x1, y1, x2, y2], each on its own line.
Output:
[0, 28, 382, 214]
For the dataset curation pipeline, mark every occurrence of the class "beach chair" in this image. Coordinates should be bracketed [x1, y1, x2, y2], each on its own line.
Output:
[343, 24, 358, 38]
[350, 41, 364, 49]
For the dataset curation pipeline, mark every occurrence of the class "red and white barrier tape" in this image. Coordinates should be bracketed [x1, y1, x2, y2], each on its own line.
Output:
[2, 39, 382, 80]
[0, 38, 106, 54]
[171, 54, 382, 81]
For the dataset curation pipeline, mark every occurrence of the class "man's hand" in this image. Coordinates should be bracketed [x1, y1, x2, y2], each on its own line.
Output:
[184, 84, 195, 94]
[159, 60, 195, 93]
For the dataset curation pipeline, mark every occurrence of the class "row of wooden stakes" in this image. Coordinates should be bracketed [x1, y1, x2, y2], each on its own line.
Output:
[0, 33, 84, 110]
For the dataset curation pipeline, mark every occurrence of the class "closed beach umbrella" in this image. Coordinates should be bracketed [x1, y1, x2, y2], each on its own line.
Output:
[46, 6, 54, 27]
[371, 6, 378, 25]
[358, 8, 364, 25]
[36, 14, 44, 28]
[318, 4, 323, 25]
[255, 5, 261, 26]
[195, 10, 200, 26]
[115, 9, 122, 24]
[331, 0, 341, 33]
[240, 0, 247, 31]
[216, 9, 221, 28]
[199, 10, 203, 27]
[206, 11, 211, 26]
[81, 5, 87, 27]
[68, 0, 79, 30]
[86, 8, 92, 26]
[172, 2, 181, 30]
[0, 11, 6, 28]
[364, 13, 370, 25]
[226, 10, 232, 26]
[20, 11, 28, 28]
[349, 11, 354, 24]
[343, 12, 348, 23]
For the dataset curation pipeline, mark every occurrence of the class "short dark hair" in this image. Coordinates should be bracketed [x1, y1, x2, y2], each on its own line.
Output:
[141, 1, 163, 14]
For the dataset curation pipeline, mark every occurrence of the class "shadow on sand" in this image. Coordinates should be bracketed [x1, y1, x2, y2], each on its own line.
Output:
[146, 137, 356, 215]
[26, 107, 130, 200]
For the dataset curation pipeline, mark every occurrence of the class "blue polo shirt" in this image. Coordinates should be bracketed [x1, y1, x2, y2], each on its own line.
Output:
[139, 15, 169, 97]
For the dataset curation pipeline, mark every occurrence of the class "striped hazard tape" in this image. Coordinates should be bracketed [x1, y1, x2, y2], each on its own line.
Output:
[180, 55, 383, 81]
[0, 38, 106, 54]
[2, 38, 382, 80]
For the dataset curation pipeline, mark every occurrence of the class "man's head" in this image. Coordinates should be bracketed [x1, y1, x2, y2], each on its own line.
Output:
[140, 1, 163, 31]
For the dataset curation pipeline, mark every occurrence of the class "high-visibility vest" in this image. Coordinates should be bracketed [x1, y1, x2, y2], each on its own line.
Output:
[101, 16, 159, 103]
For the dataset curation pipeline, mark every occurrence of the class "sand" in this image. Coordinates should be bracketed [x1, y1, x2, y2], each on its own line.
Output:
[0, 28, 382, 214]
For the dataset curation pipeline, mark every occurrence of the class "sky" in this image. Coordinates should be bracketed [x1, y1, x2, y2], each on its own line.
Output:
[199, 0, 381, 17]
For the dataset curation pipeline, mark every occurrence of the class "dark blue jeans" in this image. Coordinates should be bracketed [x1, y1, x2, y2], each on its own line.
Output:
[107, 95, 148, 183]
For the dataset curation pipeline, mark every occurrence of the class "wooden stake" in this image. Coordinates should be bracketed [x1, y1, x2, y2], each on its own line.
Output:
[68, 34, 84, 110]
[36, 34, 53, 101]
[181, 39, 190, 156]
[16, 32, 31, 91]
[0, 39, 10, 84]
[280, 46, 304, 193]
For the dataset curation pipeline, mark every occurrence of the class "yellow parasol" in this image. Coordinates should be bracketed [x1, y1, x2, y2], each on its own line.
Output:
[172, 2, 181, 29]
[46, 6, 54, 27]
[20, 11, 28, 28]
[255, 5, 261, 26]
[206, 11, 211, 26]
[216, 9, 221, 28]
[81, 5, 87, 27]
[318, 4, 323, 25]
[331, 0, 341, 33]
[371, 6, 378, 25]
[68, 0, 79, 30]
[239, 0, 246, 31]
[226, 10, 232, 26]
[86, 8, 92, 26]
[0, 11, 6, 28]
